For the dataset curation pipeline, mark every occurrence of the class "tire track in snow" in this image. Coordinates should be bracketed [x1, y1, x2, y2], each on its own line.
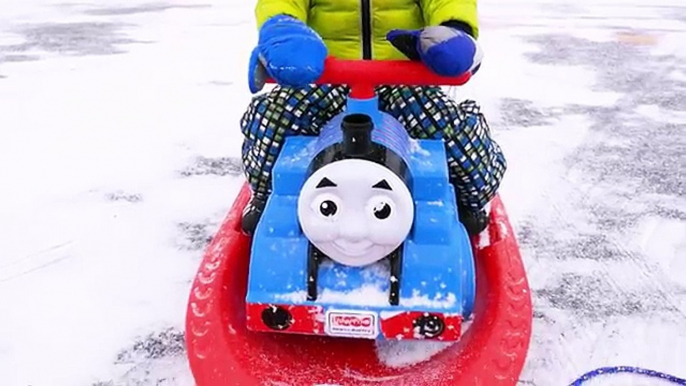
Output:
[0, 242, 74, 283]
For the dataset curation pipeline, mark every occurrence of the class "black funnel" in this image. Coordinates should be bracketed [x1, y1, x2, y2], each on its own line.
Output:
[341, 113, 374, 157]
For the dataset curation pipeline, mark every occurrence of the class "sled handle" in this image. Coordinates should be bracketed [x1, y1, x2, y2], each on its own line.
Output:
[267, 57, 472, 98]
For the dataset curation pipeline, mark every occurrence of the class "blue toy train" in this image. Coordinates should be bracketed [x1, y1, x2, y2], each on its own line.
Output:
[244, 81, 476, 341]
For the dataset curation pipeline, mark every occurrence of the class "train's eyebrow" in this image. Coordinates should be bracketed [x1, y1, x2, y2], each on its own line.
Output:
[316, 177, 337, 188]
[372, 180, 392, 190]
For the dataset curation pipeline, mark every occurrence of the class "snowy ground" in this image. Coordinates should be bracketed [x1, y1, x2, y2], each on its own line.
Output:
[1, 0, 684, 385]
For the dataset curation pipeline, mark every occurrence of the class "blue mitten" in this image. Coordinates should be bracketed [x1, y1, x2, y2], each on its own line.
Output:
[387, 24, 483, 77]
[248, 15, 327, 93]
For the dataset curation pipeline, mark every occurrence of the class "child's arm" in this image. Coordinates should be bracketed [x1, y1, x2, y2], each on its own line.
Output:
[419, 0, 479, 38]
[255, 0, 310, 27]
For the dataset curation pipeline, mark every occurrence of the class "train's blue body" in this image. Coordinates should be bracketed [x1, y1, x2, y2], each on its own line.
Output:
[245, 96, 476, 341]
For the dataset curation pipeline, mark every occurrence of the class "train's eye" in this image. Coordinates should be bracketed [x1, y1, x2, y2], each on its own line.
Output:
[310, 193, 340, 220]
[319, 200, 338, 217]
[373, 202, 392, 220]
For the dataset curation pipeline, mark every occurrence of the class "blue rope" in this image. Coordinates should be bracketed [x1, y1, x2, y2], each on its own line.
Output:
[570, 366, 686, 386]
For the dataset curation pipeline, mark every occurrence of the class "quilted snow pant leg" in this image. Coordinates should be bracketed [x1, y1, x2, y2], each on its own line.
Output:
[377, 86, 507, 212]
[240, 85, 348, 200]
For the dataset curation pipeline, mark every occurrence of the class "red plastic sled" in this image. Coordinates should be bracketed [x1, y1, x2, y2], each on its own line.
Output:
[185, 183, 533, 386]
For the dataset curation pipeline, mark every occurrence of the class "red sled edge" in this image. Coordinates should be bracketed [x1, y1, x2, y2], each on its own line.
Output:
[185, 183, 533, 386]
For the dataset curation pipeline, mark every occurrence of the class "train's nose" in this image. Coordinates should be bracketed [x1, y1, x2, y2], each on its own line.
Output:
[338, 216, 368, 242]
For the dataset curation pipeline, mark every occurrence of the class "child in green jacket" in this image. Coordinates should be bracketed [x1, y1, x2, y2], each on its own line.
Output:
[240, 0, 506, 236]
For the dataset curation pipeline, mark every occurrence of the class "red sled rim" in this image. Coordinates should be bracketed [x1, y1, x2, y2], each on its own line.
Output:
[185, 183, 533, 386]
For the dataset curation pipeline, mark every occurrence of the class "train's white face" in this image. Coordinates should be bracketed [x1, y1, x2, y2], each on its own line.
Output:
[297, 159, 414, 267]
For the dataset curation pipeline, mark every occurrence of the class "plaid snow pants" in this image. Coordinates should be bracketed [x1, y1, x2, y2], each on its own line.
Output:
[240, 85, 507, 212]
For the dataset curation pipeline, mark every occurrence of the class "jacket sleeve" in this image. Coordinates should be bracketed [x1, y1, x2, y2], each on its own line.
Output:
[255, 0, 310, 27]
[420, 0, 479, 38]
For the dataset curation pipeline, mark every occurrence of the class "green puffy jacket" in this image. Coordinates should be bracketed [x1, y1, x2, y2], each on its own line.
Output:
[255, 0, 478, 60]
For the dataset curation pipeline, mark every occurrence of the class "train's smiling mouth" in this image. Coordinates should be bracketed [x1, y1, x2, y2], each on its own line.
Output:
[332, 240, 374, 256]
